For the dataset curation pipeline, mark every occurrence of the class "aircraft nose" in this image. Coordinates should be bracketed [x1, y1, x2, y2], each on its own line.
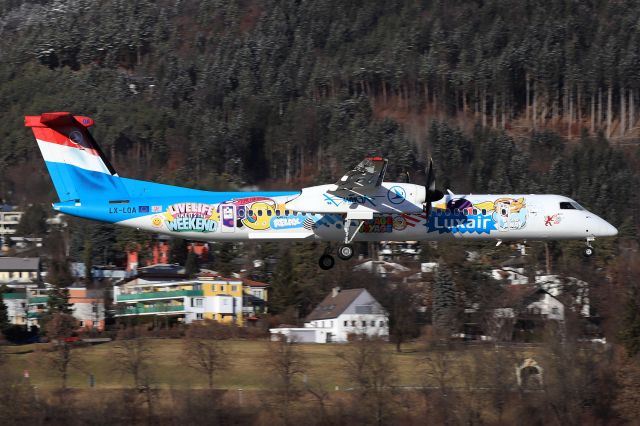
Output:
[594, 217, 618, 237]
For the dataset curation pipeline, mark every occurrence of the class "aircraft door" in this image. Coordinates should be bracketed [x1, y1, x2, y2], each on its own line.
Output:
[220, 204, 236, 233]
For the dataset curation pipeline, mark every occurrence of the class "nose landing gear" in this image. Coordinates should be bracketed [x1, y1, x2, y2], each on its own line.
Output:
[583, 237, 595, 257]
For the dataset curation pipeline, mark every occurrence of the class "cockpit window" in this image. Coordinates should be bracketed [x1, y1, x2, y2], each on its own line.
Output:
[560, 202, 575, 209]
[560, 201, 585, 210]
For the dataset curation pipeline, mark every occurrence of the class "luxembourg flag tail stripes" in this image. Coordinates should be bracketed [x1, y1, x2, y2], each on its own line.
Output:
[25, 112, 129, 202]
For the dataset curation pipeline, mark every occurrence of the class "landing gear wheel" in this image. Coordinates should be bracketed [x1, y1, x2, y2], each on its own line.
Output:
[337, 244, 355, 261]
[319, 254, 336, 270]
[583, 247, 594, 257]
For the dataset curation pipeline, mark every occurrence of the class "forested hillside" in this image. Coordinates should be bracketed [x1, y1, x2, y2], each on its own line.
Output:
[0, 0, 638, 236]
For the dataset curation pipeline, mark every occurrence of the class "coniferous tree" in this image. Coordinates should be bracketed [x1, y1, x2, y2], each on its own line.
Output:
[432, 262, 459, 336]
[269, 247, 298, 315]
[169, 238, 189, 266]
[0, 291, 10, 332]
[46, 259, 74, 315]
[213, 242, 237, 277]
[185, 251, 200, 278]
[15, 204, 48, 237]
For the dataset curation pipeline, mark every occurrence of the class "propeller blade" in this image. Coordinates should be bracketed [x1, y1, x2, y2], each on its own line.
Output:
[426, 158, 436, 193]
[425, 157, 444, 202]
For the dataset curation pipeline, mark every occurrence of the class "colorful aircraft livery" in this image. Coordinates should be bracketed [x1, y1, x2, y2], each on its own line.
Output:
[25, 112, 617, 269]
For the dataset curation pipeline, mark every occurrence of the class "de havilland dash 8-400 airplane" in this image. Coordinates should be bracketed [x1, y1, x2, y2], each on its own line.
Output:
[25, 112, 618, 269]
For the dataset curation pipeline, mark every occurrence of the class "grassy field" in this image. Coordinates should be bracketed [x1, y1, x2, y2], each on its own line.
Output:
[2, 339, 438, 390]
[2, 339, 539, 391]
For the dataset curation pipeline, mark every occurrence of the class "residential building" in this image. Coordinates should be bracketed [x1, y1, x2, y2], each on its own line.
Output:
[3, 291, 28, 325]
[70, 262, 129, 281]
[126, 241, 210, 273]
[485, 286, 569, 342]
[0, 257, 40, 287]
[242, 278, 270, 322]
[68, 287, 106, 330]
[270, 287, 389, 343]
[113, 267, 267, 326]
[0, 207, 22, 244]
[353, 260, 410, 278]
[2, 285, 106, 330]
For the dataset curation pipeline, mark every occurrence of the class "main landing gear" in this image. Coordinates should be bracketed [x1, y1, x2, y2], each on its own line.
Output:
[318, 243, 355, 270]
[583, 237, 595, 257]
[318, 214, 367, 270]
[337, 243, 355, 260]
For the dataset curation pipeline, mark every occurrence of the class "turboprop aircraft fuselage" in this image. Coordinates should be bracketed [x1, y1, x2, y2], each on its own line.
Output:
[25, 112, 617, 269]
[52, 188, 617, 243]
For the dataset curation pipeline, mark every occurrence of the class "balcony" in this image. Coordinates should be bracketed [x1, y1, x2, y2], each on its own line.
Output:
[116, 289, 203, 302]
[116, 303, 186, 316]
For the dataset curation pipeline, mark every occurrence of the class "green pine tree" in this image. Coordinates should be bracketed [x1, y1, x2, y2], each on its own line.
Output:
[212, 242, 237, 277]
[0, 290, 10, 332]
[45, 259, 74, 315]
[269, 247, 298, 315]
[432, 262, 459, 336]
[185, 251, 200, 278]
[169, 238, 189, 265]
[47, 286, 74, 315]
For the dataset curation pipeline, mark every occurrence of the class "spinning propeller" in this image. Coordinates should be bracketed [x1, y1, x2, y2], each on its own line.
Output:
[423, 158, 444, 214]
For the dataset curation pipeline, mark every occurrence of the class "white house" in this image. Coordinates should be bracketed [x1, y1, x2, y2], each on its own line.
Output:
[270, 287, 389, 343]
[0, 257, 40, 287]
[494, 287, 565, 321]
[2, 292, 28, 325]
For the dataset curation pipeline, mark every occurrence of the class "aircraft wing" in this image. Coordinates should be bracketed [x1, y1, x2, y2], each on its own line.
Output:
[327, 157, 388, 197]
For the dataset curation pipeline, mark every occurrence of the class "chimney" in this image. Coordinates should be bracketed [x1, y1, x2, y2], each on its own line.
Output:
[332, 287, 341, 298]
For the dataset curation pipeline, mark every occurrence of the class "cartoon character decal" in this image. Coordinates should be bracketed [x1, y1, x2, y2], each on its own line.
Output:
[242, 201, 276, 230]
[220, 197, 307, 232]
[161, 203, 220, 233]
[426, 197, 528, 234]
[492, 197, 528, 231]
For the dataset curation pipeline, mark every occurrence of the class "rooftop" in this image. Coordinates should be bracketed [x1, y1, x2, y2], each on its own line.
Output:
[306, 288, 366, 322]
[0, 257, 40, 272]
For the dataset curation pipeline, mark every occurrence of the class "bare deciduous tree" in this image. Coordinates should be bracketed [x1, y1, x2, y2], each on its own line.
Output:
[183, 320, 231, 389]
[112, 326, 157, 423]
[113, 327, 155, 388]
[418, 331, 459, 425]
[43, 312, 77, 389]
[266, 335, 306, 426]
[337, 335, 397, 426]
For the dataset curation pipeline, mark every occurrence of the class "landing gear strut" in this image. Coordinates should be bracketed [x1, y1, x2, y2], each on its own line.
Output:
[583, 238, 595, 257]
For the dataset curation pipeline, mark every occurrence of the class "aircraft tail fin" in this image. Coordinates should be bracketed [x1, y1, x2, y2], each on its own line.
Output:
[25, 112, 129, 202]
